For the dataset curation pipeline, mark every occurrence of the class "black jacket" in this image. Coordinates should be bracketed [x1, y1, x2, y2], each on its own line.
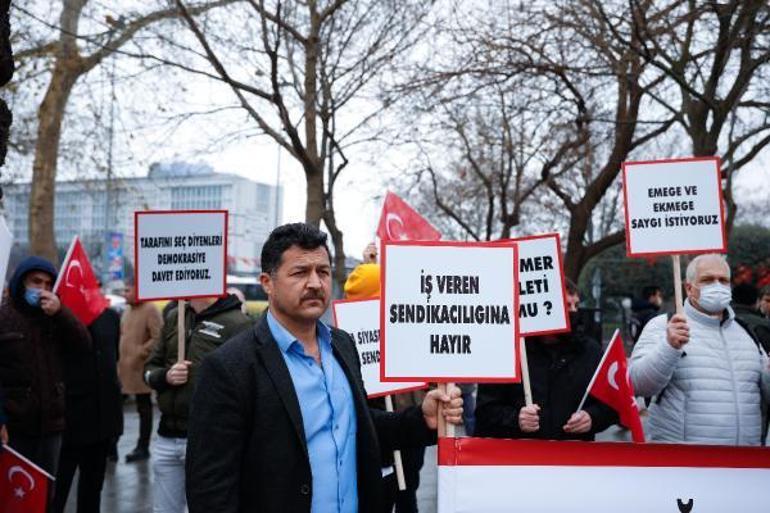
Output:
[61, 307, 123, 447]
[475, 333, 618, 441]
[185, 314, 435, 513]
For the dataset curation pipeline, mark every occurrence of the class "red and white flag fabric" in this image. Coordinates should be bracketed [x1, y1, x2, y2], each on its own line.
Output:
[376, 192, 441, 242]
[582, 329, 645, 442]
[0, 445, 52, 513]
[53, 236, 109, 326]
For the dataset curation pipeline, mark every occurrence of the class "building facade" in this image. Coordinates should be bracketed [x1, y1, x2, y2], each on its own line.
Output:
[2, 162, 282, 276]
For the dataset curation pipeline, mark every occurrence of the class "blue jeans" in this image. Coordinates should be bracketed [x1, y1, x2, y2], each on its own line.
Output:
[152, 435, 187, 513]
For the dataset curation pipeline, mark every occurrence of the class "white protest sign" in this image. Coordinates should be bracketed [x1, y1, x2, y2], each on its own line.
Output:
[622, 157, 726, 257]
[381, 241, 519, 383]
[511, 234, 570, 336]
[438, 438, 770, 513]
[0, 215, 12, 285]
[135, 210, 228, 301]
[333, 299, 427, 398]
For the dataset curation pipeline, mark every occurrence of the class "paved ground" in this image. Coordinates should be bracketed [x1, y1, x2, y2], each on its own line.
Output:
[62, 399, 632, 513]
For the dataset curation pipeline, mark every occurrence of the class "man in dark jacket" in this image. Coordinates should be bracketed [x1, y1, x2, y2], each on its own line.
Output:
[0, 256, 91, 475]
[629, 285, 663, 343]
[52, 306, 123, 513]
[185, 223, 463, 513]
[144, 293, 252, 513]
[732, 283, 770, 354]
[476, 289, 618, 441]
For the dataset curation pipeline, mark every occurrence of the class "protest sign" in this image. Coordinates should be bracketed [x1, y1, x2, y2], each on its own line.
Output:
[438, 438, 770, 513]
[510, 233, 570, 336]
[332, 298, 427, 398]
[0, 214, 11, 286]
[622, 157, 726, 257]
[134, 210, 228, 301]
[380, 240, 519, 383]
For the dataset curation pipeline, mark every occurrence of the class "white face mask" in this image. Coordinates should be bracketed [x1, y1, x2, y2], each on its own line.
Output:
[695, 283, 732, 313]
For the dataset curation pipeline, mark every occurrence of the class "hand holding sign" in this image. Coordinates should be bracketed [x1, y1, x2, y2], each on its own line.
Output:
[519, 404, 540, 432]
[666, 314, 690, 349]
[422, 384, 464, 430]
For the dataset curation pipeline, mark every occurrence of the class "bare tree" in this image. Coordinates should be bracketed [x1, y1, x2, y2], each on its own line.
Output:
[13, 0, 232, 262]
[172, 0, 432, 286]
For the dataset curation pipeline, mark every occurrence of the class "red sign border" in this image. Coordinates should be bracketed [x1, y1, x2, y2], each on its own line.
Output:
[380, 240, 521, 384]
[332, 297, 429, 399]
[497, 233, 571, 337]
[438, 437, 770, 469]
[621, 156, 727, 258]
[134, 209, 229, 302]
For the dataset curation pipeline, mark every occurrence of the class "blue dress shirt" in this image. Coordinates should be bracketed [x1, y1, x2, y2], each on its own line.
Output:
[267, 311, 358, 513]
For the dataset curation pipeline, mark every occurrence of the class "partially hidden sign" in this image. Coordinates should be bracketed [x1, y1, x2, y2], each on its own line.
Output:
[135, 210, 228, 301]
[511, 234, 570, 336]
[438, 438, 770, 513]
[333, 298, 427, 398]
[381, 241, 519, 383]
[622, 157, 726, 257]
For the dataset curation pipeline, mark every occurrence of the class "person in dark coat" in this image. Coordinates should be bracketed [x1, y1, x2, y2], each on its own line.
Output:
[0, 256, 91, 475]
[629, 285, 663, 343]
[476, 284, 619, 442]
[52, 306, 124, 513]
[185, 223, 463, 513]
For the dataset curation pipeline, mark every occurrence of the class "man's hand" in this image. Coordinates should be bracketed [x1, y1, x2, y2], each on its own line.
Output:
[518, 404, 540, 432]
[39, 290, 61, 316]
[422, 385, 463, 430]
[363, 243, 378, 264]
[166, 360, 192, 386]
[563, 410, 592, 434]
[0, 425, 8, 445]
[666, 314, 689, 349]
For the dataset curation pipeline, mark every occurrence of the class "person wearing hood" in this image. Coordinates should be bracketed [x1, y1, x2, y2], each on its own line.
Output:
[475, 280, 619, 441]
[117, 279, 162, 463]
[144, 293, 251, 513]
[0, 256, 91, 475]
[629, 285, 663, 343]
[630, 254, 770, 445]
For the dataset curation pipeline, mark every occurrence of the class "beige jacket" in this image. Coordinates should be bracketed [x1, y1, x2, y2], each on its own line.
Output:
[118, 303, 162, 394]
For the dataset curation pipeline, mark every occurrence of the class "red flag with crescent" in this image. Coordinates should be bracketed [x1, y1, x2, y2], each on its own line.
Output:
[585, 330, 645, 442]
[0, 445, 52, 513]
[53, 236, 109, 326]
[376, 192, 441, 242]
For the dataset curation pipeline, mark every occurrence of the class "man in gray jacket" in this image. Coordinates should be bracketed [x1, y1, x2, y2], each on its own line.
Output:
[630, 254, 770, 445]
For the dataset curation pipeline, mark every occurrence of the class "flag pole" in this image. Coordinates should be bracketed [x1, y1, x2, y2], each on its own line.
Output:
[672, 255, 684, 315]
[52, 235, 78, 293]
[576, 329, 620, 413]
[384, 395, 407, 491]
[519, 338, 533, 406]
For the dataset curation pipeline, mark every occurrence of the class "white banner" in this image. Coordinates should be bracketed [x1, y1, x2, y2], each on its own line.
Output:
[333, 298, 427, 398]
[512, 234, 570, 336]
[438, 438, 770, 513]
[622, 157, 726, 256]
[135, 210, 228, 301]
[381, 241, 519, 383]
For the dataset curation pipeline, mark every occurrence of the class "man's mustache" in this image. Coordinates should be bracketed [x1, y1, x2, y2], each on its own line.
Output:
[301, 292, 326, 301]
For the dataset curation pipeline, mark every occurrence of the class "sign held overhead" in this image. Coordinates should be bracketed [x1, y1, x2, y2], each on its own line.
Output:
[135, 210, 228, 301]
[622, 157, 726, 257]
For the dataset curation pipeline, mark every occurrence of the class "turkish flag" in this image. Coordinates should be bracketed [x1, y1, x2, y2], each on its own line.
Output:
[53, 236, 109, 326]
[0, 445, 52, 513]
[586, 330, 645, 442]
[376, 192, 441, 242]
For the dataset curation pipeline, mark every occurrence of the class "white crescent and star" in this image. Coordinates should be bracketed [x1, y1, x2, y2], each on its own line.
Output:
[385, 213, 406, 240]
[8, 465, 35, 491]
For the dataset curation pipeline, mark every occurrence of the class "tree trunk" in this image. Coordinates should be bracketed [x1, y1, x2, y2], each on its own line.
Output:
[322, 207, 347, 292]
[29, 64, 79, 263]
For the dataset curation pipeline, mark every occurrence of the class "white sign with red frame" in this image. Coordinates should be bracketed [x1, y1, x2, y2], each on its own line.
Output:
[510, 233, 570, 336]
[135, 210, 228, 301]
[438, 438, 770, 513]
[381, 240, 520, 383]
[333, 298, 427, 398]
[622, 157, 726, 257]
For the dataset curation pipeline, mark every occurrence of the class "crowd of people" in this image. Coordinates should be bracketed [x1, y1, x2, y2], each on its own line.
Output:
[1, 222, 770, 513]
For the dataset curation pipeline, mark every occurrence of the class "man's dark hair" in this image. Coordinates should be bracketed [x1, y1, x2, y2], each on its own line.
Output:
[641, 285, 661, 300]
[565, 278, 578, 296]
[733, 282, 758, 306]
[260, 223, 331, 274]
